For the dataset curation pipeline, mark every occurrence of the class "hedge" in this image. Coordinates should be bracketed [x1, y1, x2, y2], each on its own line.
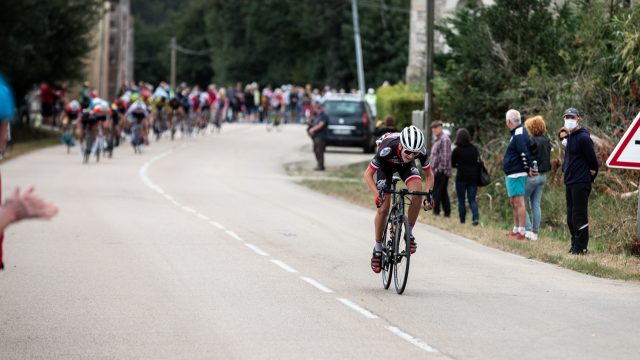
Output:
[375, 82, 424, 129]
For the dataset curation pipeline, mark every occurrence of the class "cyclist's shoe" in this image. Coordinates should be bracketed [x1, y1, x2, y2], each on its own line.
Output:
[371, 250, 382, 273]
[410, 235, 417, 254]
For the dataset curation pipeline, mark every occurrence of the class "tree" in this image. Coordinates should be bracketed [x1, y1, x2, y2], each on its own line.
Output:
[0, 0, 103, 100]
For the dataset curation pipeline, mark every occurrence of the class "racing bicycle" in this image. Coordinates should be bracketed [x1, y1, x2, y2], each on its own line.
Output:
[378, 176, 431, 294]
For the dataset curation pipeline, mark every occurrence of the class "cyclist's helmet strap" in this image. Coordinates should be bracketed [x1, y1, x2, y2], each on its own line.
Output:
[400, 125, 424, 152]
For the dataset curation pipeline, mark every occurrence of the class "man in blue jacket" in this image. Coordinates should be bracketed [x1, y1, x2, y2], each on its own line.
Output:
[503, 109, 534, 240]
[562, 108, 598, 255]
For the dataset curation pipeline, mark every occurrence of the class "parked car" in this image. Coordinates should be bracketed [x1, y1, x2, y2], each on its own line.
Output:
[323, 94, 376, 153]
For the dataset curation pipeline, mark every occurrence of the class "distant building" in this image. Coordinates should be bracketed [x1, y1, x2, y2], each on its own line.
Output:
[84, 0, 134, 99]
[406, 0, 493, 83]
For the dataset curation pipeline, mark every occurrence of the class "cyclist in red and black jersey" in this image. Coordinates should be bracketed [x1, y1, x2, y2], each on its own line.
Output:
[363, 125, 435, 273]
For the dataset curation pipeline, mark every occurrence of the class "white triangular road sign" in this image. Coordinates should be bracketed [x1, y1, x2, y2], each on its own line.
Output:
[607, 111, 640, 170]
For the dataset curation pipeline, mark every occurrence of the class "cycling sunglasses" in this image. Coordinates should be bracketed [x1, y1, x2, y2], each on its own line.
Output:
[403, 149, 420, 157]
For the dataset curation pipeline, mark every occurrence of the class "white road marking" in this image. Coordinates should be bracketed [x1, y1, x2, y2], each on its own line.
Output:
[385, 326, 439, 353]
[209, 221, 226, 230]
[155, 188, 164, 194]
[300, 277, 334, 293]
[337, 298, 379, 319]
[171, 200, 181, 207]
[225, 230, 243, 241]
[164, 194, 173, 200]
[270, 259, 297, 273]
[197, 213, 210, 220]
[245, 243, 270, 256]
[182, 206, 197, 213]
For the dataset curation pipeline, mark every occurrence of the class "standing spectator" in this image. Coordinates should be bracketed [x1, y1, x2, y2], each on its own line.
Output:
[430, 121, 452, 217]
[523, 116, 552, 241]
[374, 115, 398, 137]
[503, 109, 534, 240]
[39, 82, 55, 126]
[308, 101, 329, 171]
[80, 81, 91, 109]
[365, 88, 377, 118]
[0, 73, 58, 270]
[452, 128, 480, 225]
[558, 127, 568, 147]
[562, 108, 598, 255]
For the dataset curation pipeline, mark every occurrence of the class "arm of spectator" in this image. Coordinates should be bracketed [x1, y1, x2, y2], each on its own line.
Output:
[443, 137, 452, 169]
[0, 187, 58, 233]
[451, 148, 458, 168]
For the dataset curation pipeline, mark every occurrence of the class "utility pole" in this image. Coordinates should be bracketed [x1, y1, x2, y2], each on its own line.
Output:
[170, 37, 177, 90]
[424, 0, 434, 148]
[351, 0, 366, 97]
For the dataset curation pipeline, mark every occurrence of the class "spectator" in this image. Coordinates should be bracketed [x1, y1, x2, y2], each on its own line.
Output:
[365, 88, 377, 118]
[503, 109, 534, 240]
[0, 73, 58, 270]
[308, 101, 329, 171]
[374, 115, 398, 137]
[558, 127, 568, 147]
[562, 107, 598, 255]
[430, 121, 452, 217]
[451, 128, 480, 225]
[523, 116, 552, 241]
[39, 82, 55, 126]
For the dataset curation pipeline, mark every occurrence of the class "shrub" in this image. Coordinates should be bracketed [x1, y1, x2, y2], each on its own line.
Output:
[376, 82, 424, 128]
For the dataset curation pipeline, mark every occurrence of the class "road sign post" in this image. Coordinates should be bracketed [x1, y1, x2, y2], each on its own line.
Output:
[606, 111, 640, 239]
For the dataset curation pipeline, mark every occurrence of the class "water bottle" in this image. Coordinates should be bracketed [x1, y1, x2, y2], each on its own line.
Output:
[532, 160, 539, 175]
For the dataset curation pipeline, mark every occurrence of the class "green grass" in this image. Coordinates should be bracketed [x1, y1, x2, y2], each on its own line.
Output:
[1, 126, 60, 163]
[293, 160, 640, 281]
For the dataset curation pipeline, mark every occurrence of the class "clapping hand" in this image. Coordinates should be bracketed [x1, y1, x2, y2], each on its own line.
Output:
[3, 186, 58, 222]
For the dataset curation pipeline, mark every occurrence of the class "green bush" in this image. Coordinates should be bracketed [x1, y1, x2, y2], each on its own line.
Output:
[376, 82, 424, 128]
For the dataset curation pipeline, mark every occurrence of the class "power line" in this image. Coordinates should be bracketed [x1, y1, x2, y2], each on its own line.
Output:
[169, 44, 214, 56]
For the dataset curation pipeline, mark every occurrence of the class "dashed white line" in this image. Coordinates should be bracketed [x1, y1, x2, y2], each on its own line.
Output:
[225, 230, 243, 241]
[300, 277, 333, 293]
[270, 259, 297, 273]
[209, 221, 225, 230]
[182, 206, 197, 213]
[337, 298, 379, 319]
[197, 213, 210, 221]
[245, 243, 270, 256]
[385, 326, 439, 353]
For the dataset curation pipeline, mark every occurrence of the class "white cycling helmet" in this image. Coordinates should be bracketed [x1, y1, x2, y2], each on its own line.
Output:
[400, 125, 425, 152]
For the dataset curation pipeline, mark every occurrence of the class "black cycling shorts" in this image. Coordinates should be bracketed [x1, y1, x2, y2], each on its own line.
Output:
[375, 162, 422, 192]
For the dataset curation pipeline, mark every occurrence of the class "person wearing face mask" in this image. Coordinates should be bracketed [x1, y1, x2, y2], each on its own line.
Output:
[558, 128, 568, 148]
[562, 108, 598, 255]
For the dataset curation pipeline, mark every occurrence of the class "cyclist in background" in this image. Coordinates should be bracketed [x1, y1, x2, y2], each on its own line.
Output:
[363, 125, 435, 273]
[61, 100, 81, 152]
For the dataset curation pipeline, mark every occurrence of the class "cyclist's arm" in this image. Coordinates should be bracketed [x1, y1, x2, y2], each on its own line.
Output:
[363, 165, 379, 198]
[423, 166, 434, 191]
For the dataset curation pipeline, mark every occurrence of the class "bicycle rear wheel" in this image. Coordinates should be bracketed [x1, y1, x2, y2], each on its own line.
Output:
[393, 215, 411, 294]
[380, 214, 393, 290]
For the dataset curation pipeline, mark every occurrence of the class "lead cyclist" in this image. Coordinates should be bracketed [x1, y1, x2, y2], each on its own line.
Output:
[363, 125, 435, 273]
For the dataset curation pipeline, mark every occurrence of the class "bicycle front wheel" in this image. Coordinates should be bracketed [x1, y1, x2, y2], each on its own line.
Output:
[393, 215, 411, 294]
[380, 213, 393, 290]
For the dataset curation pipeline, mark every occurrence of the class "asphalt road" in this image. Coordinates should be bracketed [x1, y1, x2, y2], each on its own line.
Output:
[1, 123, 639, 359]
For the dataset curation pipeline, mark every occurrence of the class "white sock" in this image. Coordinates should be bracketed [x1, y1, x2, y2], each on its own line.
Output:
[512, 226, 518, 233]
[517, 227, 526, 234]
[408, 224, 414, 236]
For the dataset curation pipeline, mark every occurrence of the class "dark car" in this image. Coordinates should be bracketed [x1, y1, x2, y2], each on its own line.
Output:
[323, 95, 376, 153]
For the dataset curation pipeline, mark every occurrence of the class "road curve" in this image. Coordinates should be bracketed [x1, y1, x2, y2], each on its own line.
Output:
[1, 123, 639, 359]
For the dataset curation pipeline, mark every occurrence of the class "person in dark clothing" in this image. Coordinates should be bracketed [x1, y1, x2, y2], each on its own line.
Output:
[503, 109, 534, 240]
[308, 101, 329, 171]
[452, 128, 480, 225]
[562, 108, 599, 255]
[523, 116, 552, 241]
[374, 115, 398, 137]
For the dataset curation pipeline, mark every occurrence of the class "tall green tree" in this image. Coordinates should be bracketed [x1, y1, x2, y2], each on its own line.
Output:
[0, 0, 103, 100]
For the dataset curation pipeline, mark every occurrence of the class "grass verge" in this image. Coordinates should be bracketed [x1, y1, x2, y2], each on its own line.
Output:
[293, 161, 640, 281]
[1, 126, 59, 163]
